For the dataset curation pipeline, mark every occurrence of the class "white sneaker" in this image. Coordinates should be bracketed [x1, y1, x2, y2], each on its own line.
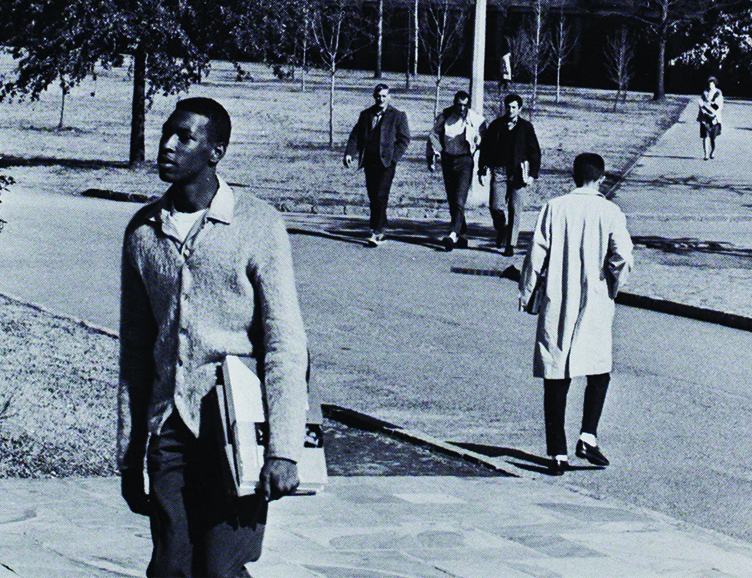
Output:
[367, 232, 386, 247]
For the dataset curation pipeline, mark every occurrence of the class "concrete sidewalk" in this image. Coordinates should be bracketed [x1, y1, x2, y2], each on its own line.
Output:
[2, 476, 752, 578]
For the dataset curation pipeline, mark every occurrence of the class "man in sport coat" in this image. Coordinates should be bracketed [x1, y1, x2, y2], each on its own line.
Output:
[344, 83, 410, 247]
[519, 153, 633, 476]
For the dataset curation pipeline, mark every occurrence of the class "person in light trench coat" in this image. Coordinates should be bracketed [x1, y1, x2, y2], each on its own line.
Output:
[519, 153, 633, 474]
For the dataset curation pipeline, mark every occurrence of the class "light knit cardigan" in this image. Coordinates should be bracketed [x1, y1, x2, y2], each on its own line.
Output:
[117, 178, 308, 471]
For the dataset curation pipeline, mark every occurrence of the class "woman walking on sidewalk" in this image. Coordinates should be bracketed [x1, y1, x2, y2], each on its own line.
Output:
[697, 76, 723, 161]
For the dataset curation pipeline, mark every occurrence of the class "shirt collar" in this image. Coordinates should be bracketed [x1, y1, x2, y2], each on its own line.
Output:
[572, 185, 605, 197]
[146, 175, 234, 226]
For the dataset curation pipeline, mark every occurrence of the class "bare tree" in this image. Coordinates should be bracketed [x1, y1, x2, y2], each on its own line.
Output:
[548, 4, 578, 103]
[528, 0, 551, 120]
[605, 25, 636, 111]
[310, 0, 373, 148]
[420, 0, 471, 118]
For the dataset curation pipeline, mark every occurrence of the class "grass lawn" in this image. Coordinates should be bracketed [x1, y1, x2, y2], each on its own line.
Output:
[0, 57, 688, 219]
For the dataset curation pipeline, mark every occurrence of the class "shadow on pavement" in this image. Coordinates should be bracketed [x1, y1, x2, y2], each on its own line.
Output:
[288, 217, 534, 255]
[447, 442, 606, 476]
[323, 418, 508, 477]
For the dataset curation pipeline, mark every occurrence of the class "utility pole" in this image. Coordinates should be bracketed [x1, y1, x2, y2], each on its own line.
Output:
[468, 0, 488, 206]
[469, 0, 486, 115]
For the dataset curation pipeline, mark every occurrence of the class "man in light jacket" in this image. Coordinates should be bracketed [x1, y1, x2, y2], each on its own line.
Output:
[519, 153, 633, 475]
[119, 98, 308, 576]
[427, 91, 486, 251]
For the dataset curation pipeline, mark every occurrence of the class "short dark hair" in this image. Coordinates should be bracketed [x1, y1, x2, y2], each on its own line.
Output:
[454, 90, 470, 104]
[573, 153, 605, 187]
[504, 93, 523, 108]
[373, 83, 390, 95]
[175, 97, 232, 145]
[707, 75, 719, 86]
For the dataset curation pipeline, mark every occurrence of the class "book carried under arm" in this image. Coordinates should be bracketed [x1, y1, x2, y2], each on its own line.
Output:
[216, 355, 327, 497]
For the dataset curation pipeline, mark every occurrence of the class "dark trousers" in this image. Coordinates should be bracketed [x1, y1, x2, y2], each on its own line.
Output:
[489, 168, 524, 247]
[363, 156, 396, 234]
[441, 154, 473, 237]
[543, 373, 610, 458]
[147, 410, 267, 578]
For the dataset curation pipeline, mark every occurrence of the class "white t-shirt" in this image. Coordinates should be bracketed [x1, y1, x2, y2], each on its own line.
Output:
[166, 208, 207, 244]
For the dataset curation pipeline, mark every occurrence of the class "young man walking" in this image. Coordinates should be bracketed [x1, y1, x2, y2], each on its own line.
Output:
[344, 84, 411, 247]
[478, 94, 540, 256]
[519, 153, 633, 475]
[118, 97, 309, 576]
[427, 91, 486, 251]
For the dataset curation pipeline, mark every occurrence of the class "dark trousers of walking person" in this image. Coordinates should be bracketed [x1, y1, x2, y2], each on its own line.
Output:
[489, 167, 524, 248]
[363, 154, 396, 235]
[147, 410, 267, 578]
[543, 373, 610, 457]
[441, 153, 473, 238]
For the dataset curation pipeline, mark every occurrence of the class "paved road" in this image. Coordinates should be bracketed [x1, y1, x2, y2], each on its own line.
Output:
[1, 184, 751, 545]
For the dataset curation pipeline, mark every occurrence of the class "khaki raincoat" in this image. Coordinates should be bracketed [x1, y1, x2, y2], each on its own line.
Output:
[519, 187, 634, 379]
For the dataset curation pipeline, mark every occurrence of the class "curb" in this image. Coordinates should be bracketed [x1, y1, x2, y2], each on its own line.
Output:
[81, 188, 159, 204]
[321, 404, 517, 477]
[451, 266, 752, 333]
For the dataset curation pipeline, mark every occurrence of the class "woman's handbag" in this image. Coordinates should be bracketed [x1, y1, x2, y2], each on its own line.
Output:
[525, 270, 546, 315]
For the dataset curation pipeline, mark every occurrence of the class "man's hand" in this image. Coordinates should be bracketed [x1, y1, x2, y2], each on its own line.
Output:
[260, 457, 299, 501]
[343, 154, 353, 168]
[478, 168, 488, 186]
[121, 468, 150, 516]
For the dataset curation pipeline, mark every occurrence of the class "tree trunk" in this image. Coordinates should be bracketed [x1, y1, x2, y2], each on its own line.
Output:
[301, 14, 308, 93]
[653, 0, 668, 101]
[58, 83, 66, 129]
[556, 58, 561, 103]
[129, 47, 147, 167]
[375, 0, 383, 78]
[329, 65, 336, 149]
[413, 0, 419, 78]
[433, 70, 441, 119]
[653, 33, 666, 101]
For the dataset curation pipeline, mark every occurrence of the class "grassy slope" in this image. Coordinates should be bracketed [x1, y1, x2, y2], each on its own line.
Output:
[0, 57, 687, 217]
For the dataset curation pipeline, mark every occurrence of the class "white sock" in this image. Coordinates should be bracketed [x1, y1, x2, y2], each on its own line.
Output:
[579, 433, 597, 447]
[449, 232, 458, 241]
[554, 454, 568, 462]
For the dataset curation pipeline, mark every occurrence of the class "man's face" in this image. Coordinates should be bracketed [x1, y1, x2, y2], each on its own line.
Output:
[158, 110, 218, 184]
[453, 98, 470, 119]
[505, 100, 521, 121]
[373, 89, 390, 110]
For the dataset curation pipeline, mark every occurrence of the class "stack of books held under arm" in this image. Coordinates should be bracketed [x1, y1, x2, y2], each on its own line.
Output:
[216, 355, 328, 497]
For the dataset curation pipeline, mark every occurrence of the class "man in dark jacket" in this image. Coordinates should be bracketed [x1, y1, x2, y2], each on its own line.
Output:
[344, 84, 411, 247]
[478, 93, 541, 256]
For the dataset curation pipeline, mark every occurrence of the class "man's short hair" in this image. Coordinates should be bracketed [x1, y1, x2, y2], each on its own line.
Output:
[373, 83, 390, 95]
[707, 75, 719, 86]
[504, 93, 523, 108]
[573, 153, 605, 187]
[454, 90, 470, 104]
[175, 97, 232, 145]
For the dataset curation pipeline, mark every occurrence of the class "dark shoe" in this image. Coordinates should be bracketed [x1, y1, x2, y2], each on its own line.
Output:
[442, 235, 455, 252]
[456, 236, 469, 249]
[502, 246, 514, 257]
[549, 459, 567, 476]
[575, 440, 609, 466]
